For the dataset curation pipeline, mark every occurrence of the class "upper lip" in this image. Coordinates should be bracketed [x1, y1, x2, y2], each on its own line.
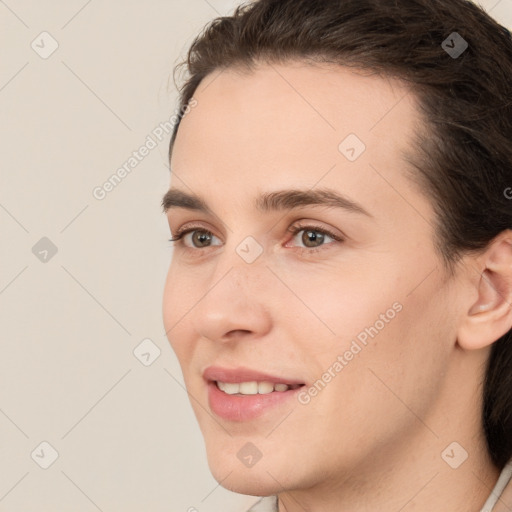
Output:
[203, 366, 305, 386]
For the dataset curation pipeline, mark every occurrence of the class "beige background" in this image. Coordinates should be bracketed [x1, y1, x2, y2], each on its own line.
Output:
[0, 1, 510, 510]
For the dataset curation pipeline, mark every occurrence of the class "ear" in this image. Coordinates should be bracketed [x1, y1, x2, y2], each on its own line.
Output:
[457, 230, 512, 351]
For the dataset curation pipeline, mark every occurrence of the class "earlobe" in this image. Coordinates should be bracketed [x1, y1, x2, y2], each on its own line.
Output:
[457, 233, 512, 351]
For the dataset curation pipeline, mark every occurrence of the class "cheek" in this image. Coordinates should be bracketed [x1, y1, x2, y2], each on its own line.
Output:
[162, 263, 195, 361]
[293, 286, 450, 462]
[280, 260, 402, 349]
[162, 266, 177, 335]
[291, 259, 451, 409]
[333, 271, 453, 421]
[290, 244, 440, 351]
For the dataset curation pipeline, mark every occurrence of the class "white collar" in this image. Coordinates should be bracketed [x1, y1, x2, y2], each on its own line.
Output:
[480, 458, 512, 512]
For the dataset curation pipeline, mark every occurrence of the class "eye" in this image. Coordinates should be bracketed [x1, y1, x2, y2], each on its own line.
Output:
[169, 226, 221, 249]
[168, 223, 344, 253]
[285, 223, 344, 252]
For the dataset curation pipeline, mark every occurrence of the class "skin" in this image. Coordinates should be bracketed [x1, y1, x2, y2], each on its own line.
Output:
[162, 61, 512, 511]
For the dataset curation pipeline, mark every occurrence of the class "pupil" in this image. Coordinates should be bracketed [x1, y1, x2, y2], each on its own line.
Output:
[194, 232, 210, 247]
[303, 230, 324, 248]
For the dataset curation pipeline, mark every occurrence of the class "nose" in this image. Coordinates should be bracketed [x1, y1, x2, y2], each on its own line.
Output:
[190, 249, 273, 344]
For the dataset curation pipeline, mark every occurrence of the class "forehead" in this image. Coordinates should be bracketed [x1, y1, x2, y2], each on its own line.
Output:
[170, 62, 423, 210]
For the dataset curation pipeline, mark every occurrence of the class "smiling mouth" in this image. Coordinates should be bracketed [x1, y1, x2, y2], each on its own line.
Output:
[207, 375, 306, 421]
[215, 380, 305, 395]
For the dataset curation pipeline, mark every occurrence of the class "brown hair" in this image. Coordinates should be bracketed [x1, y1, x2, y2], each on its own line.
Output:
[168, 0, 512, 470]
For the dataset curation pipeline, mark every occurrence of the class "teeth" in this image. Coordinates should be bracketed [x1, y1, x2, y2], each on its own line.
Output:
[239, 381, 258, 395]
[219, 382, 240, 395]
[216, 381, 293, 395]
[257, 381, 274, 394]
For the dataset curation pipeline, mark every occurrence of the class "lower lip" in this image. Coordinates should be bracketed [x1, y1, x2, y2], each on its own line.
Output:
[207, 381, 303, 422]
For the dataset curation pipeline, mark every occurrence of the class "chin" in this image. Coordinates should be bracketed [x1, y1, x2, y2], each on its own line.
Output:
[203, 444, 284, 495]
[210, 465, 282, 497]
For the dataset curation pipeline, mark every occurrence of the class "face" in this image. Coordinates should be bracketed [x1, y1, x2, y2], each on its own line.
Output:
[162, 62, 461, 497]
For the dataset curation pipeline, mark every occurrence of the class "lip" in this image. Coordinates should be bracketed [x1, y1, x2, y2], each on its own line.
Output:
[204, 366, 306, 422]
[203, 366, 305, 386]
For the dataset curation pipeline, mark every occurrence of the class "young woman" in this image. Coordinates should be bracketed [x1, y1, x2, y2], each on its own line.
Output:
[162, 0, 512, 510]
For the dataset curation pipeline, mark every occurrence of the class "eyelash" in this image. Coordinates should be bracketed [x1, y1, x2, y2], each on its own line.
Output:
[168, 223, 344, 255]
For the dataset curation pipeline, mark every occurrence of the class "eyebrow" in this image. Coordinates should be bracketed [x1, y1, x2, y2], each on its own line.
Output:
[161, 187, 373, 218]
